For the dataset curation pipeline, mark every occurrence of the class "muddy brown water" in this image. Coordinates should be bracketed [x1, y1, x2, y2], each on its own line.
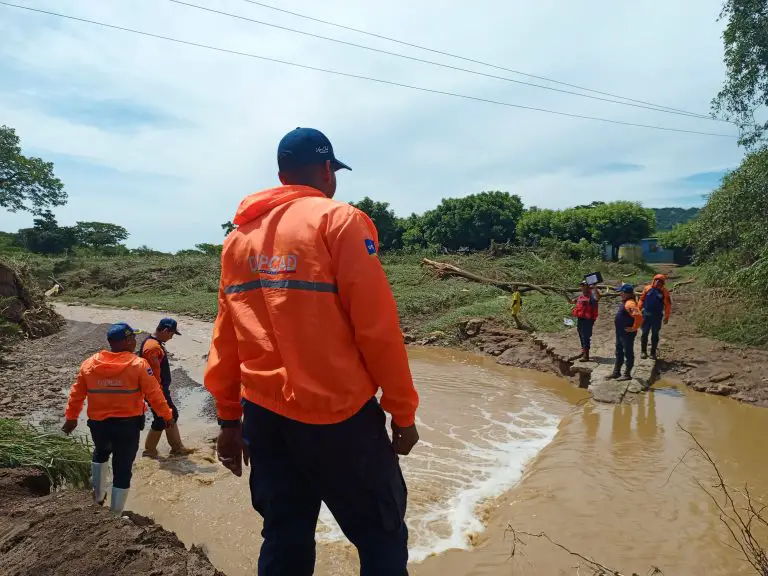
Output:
[55, 305, 768, 575]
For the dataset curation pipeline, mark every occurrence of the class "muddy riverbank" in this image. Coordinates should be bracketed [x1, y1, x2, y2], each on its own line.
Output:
[1, 304, 768, 575]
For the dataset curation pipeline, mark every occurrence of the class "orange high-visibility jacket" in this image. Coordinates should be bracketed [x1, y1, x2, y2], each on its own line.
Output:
[65, 351, 173, 422]
[140, 337, 165, 386]
[638, 274, 672, 321]
[623, 299, 643, 332]
[204, 185, 419, 427]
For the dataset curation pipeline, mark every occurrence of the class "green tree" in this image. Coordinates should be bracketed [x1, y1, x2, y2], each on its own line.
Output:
[14, 211, 77, 254]
[195, 243, 223, 256]
[73, 221, 129, 250]
[588, 201, 656, 259]
[398, 213, 427, 250]
[1, 126, 67, 215]
[712, 0, 768, 148]
[551, 208, 595, 243]
[517, 208, 556, 246]
[351, 197, 401, 250]
[421, 191, 524, 251]
[222, 221, 236, 235]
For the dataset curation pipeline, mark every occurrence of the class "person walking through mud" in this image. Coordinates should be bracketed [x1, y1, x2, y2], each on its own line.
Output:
[62, 322, 175, 515]
[139, 318, 193, 457]
[608, 284, 642, 381]
[205, 127, 420, 576]
[571, 281, 600, 362]
[638, 274, 672, 360]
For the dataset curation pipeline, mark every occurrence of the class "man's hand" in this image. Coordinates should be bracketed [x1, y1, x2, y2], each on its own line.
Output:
[62, 420, 77, 434]
[664, 318, 669, 325]
[217, 425, 249, 477]
[165, 419, 177, 431]
[624, 327, 635, 333]
[391, 422, 419, 456]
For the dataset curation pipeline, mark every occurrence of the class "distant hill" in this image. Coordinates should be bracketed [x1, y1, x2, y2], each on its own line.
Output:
[653, 207, 700, 232]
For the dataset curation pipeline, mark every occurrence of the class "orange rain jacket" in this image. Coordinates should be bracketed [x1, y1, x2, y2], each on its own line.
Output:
[638, 274, 672, 321]
[65, 351, 173, 422]
[204, 185, 419, 427]
[622, 299, 643, 332]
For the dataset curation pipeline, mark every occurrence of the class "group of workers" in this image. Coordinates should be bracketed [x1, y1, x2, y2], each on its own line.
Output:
[63, 127, 420, 576]
[63, 318, 191, 514]
[571, 274, 672, 380]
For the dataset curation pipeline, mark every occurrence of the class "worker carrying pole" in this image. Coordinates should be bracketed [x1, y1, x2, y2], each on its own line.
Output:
[638, 274, 672, 360]
[62, 323, 175, 515]
[205, 127, 419, 575]
[139, 318, 193, 457]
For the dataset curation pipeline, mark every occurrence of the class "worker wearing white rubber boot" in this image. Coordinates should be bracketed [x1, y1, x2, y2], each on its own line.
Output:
[63, 323, 175, 514]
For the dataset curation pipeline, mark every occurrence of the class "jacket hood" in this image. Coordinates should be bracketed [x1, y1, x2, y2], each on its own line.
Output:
[233, 185, 325, 226]
[652, 274, 667, 287]
[87, 350, 138, 376]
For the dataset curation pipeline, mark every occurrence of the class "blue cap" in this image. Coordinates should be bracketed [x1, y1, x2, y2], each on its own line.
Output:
[616, 283, 635, 294]
[107, 322, 141, 341]
[158, 317, 181, 335]
[277, 127, 351, 172]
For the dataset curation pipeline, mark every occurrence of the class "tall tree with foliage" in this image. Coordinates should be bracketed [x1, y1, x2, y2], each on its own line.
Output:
[0, 126, 67, 214]
[73, 222, 129, 250]
[421, 191, 524, 251]
[712, 0, 768, 148]
[351, 197, 401, 251]
[14, 211, 77, 255]
[517, 208, 556, 246]
[588, 202, 656, 259]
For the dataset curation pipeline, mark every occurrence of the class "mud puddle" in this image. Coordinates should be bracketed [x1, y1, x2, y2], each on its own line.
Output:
[47, 305, 768, 575]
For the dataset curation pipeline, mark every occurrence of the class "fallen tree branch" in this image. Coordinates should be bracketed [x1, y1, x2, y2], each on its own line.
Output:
[670, 278, 696, 292]
[505, 526, 664, 575]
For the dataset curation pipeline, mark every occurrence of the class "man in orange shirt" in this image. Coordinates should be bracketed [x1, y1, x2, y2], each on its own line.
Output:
[63, 322, 175, 515]
[139, 318, 193, 457]
[638, 274, 672, 360]
[205, 127, 419, 575]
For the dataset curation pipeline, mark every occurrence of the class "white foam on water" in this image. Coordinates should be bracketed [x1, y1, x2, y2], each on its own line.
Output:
[316, 400, 560, 562]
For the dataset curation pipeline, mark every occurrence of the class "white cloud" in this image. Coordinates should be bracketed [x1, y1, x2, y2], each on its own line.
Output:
[0, 0, 742, 250]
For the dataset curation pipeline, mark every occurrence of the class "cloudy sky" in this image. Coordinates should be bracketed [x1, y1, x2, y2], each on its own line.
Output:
[0, 0, 742, 251]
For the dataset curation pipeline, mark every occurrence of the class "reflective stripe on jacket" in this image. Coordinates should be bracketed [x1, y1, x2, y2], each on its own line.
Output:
[65, 350, 173, 422]
[204, 185, 419, 427]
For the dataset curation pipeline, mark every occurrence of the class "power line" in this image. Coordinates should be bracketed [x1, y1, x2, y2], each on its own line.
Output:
[167, 0, 715, 122]
[0, 2, 737, 139]
[238, 0, 717, 121]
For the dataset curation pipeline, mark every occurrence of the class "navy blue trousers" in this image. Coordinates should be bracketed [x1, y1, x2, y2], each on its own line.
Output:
[242, 398, 409, 576]
[577, 318, 595, 350]
[88, 417, 142, 489]
[641, 314, 663, 355]
[615, 332, 637, 375]
[149, 386, 179, 431]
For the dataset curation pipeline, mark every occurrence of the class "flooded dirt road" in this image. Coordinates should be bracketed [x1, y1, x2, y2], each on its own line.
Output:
[55, 305, 768, 575]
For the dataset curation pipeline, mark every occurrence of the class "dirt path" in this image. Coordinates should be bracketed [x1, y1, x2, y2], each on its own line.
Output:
[0, 468, 224, 576]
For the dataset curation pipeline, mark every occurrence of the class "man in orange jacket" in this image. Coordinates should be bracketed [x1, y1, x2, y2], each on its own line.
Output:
[205, 127, 419, 575]
[63, 322, 175, 515]
[139, 318, 193, 457]
[638, 274, 672, 360]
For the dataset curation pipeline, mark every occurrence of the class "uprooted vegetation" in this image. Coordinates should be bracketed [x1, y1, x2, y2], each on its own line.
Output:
[0, 258, 63, 355]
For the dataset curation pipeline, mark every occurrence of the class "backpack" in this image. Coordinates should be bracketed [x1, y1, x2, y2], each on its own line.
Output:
[644, 287, 664, 316]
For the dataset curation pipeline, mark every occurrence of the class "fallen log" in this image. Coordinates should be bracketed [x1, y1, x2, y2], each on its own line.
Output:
[420, 258, 621, 301]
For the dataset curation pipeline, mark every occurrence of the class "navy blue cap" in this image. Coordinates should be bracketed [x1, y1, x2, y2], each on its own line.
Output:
[107, 322, 141, 341]
[615, 283, 635, 294]
[158, 318, 181, 335]
[277, 127, 351, 172]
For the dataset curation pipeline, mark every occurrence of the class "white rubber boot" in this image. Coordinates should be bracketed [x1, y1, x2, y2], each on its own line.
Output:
[110, 487, 130, 516]
[91, 462, 108, 505]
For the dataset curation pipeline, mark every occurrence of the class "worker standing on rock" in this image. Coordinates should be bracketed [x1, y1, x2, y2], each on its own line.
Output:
[62, 323, 175, 515]
[639, 274, 672, 360]
[609, 284, 642, 381]
[139, 318, 193, 457]
[205, 127, 420, 576]
[571, 281, 600, 362]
